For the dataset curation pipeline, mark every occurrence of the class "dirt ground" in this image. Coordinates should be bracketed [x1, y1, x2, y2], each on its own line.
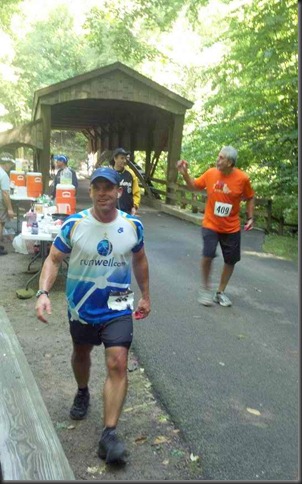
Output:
[0, 235, 203, 481]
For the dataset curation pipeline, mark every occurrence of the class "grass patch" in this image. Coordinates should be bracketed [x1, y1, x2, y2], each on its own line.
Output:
[263, 234, 298, 262]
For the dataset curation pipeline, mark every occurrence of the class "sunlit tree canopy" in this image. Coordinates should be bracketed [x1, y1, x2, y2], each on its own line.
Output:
[0, 0, 298, 225]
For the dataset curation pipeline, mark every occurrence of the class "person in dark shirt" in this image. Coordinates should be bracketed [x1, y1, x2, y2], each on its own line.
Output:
[109, 148, 140, 215]
[50, 154, 78, 199]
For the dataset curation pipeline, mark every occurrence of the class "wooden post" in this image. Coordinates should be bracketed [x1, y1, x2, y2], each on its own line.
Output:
[166, 114, 184, 205]
[145, 149, 151, 179]
[95, 131, 102, 167]
[110, 129, 119, 149]
[267, 199, 272, 233]
[101, 124, 110, 150]
[121, 128, 131, 151]
[191, 193, 198, 213]
[101, 134, 109, 151]
[278, 215, 284, 235]
[40, 104, 51, 194]
[130, 125, 137, 157]
[145, 127, 154, 180]
[33, 148, 39, 172]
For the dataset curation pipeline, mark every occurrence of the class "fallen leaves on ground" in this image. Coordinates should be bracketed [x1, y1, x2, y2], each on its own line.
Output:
[86, 465, 105, 475]
[55, 421, 74, 430]
[246, 407, 261, 416]
[134, 435, 148, 444]
[237, 334, 246, 339]
[170, 449, 185, 457]
[124, 401, 155, 413]
[55, 422, 76, 431]
[158, 414, 168, 423]
[153, 435, 170, 445]
[190, 453, 200, 462]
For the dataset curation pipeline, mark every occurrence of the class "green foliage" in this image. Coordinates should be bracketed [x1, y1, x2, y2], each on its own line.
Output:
[182, 0, 298, 225]
[83, 0, 212, 65]
[0, 0, 298, 230]
[83, 6, 159, 65]
[263, 233, 298, 262]
[51, 131, 87, 170]
[101, 0, 207, 31]
[0, 0, 22, 30]
[1, 5, 98, 124]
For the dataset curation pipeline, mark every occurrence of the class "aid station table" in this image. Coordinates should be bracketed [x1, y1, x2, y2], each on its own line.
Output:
[10, 194, 36, 234]
[20, 220, 67, 290]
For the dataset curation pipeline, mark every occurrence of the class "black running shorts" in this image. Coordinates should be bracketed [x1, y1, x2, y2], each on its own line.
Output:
[202, 227, 241, 265]
[69, 314, 133, 348]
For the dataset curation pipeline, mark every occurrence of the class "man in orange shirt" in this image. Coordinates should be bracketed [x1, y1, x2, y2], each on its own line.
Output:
[177, 146, 254, 307]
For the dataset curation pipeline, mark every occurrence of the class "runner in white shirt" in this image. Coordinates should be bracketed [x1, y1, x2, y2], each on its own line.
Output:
[35, 167, 150, 464]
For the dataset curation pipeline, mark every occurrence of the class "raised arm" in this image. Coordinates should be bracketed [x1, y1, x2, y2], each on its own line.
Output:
[176, 160, 197, 191]
[35, 245, 67, 323]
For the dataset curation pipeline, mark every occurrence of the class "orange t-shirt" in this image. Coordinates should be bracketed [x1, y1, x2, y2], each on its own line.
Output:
[194, 167, 254, 233]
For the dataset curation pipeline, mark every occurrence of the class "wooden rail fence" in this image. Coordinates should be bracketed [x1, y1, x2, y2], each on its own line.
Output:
[147, 177, 293, 234]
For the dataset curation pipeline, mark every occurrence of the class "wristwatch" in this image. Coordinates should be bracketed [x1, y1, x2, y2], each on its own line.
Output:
[36, 289, 49, 298]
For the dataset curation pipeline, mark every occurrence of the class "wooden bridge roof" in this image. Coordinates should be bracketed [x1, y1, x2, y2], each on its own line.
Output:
[31, 62, 193, 153]
[32, 61, 193, 126]
[1, 62, 193, 191]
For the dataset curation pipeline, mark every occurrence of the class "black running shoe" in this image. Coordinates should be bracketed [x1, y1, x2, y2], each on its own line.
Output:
[69, 390, 90, 420]
[98, 429, 126, 464]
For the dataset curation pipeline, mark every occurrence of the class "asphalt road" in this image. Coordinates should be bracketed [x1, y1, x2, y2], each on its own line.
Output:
[76, 180, 299, 480]
[131, 206, 299, 481]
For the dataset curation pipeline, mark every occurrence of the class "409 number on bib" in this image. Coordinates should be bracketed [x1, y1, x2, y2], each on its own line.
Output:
[214, 201, 232, 217]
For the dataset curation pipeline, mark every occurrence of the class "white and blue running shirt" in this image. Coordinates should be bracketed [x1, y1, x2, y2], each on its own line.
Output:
[53, 209, 144, 325]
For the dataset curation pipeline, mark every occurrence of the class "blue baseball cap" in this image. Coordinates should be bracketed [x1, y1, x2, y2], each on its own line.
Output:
[54, 154, 68, 163]
[90, 167, 121, 185]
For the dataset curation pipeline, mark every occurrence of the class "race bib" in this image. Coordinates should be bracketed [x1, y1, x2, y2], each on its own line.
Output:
[107, 289, 134, 311]
[214, 201, 232, 217]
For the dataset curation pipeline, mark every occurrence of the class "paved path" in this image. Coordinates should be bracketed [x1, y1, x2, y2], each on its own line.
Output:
[77, 180, 299, 481]
[133, 207, 298, 481]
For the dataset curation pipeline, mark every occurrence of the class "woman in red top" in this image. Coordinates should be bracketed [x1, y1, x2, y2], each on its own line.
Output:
[177, 146, 254, 307]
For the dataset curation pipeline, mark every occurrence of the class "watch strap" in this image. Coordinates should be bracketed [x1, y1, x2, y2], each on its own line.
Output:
[36, 289, 49, 298]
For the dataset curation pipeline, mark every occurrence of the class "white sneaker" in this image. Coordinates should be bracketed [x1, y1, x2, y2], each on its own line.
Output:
[198, 289, 213, 306]
[213, 292, 232, 307]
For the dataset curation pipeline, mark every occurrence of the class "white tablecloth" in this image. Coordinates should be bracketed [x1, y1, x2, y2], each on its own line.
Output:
[21, 221, 60, 241]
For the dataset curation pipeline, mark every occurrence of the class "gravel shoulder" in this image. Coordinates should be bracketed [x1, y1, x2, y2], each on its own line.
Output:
[0, 237, 203, 480]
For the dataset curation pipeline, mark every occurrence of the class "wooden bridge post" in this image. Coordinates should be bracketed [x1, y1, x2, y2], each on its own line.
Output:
[267, 199, 272, 232]
[40, 104, 51, 194]
[166, 114, 184, 205]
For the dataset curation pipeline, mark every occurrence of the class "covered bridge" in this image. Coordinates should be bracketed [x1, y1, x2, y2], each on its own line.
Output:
[0, 62, 193, 196]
